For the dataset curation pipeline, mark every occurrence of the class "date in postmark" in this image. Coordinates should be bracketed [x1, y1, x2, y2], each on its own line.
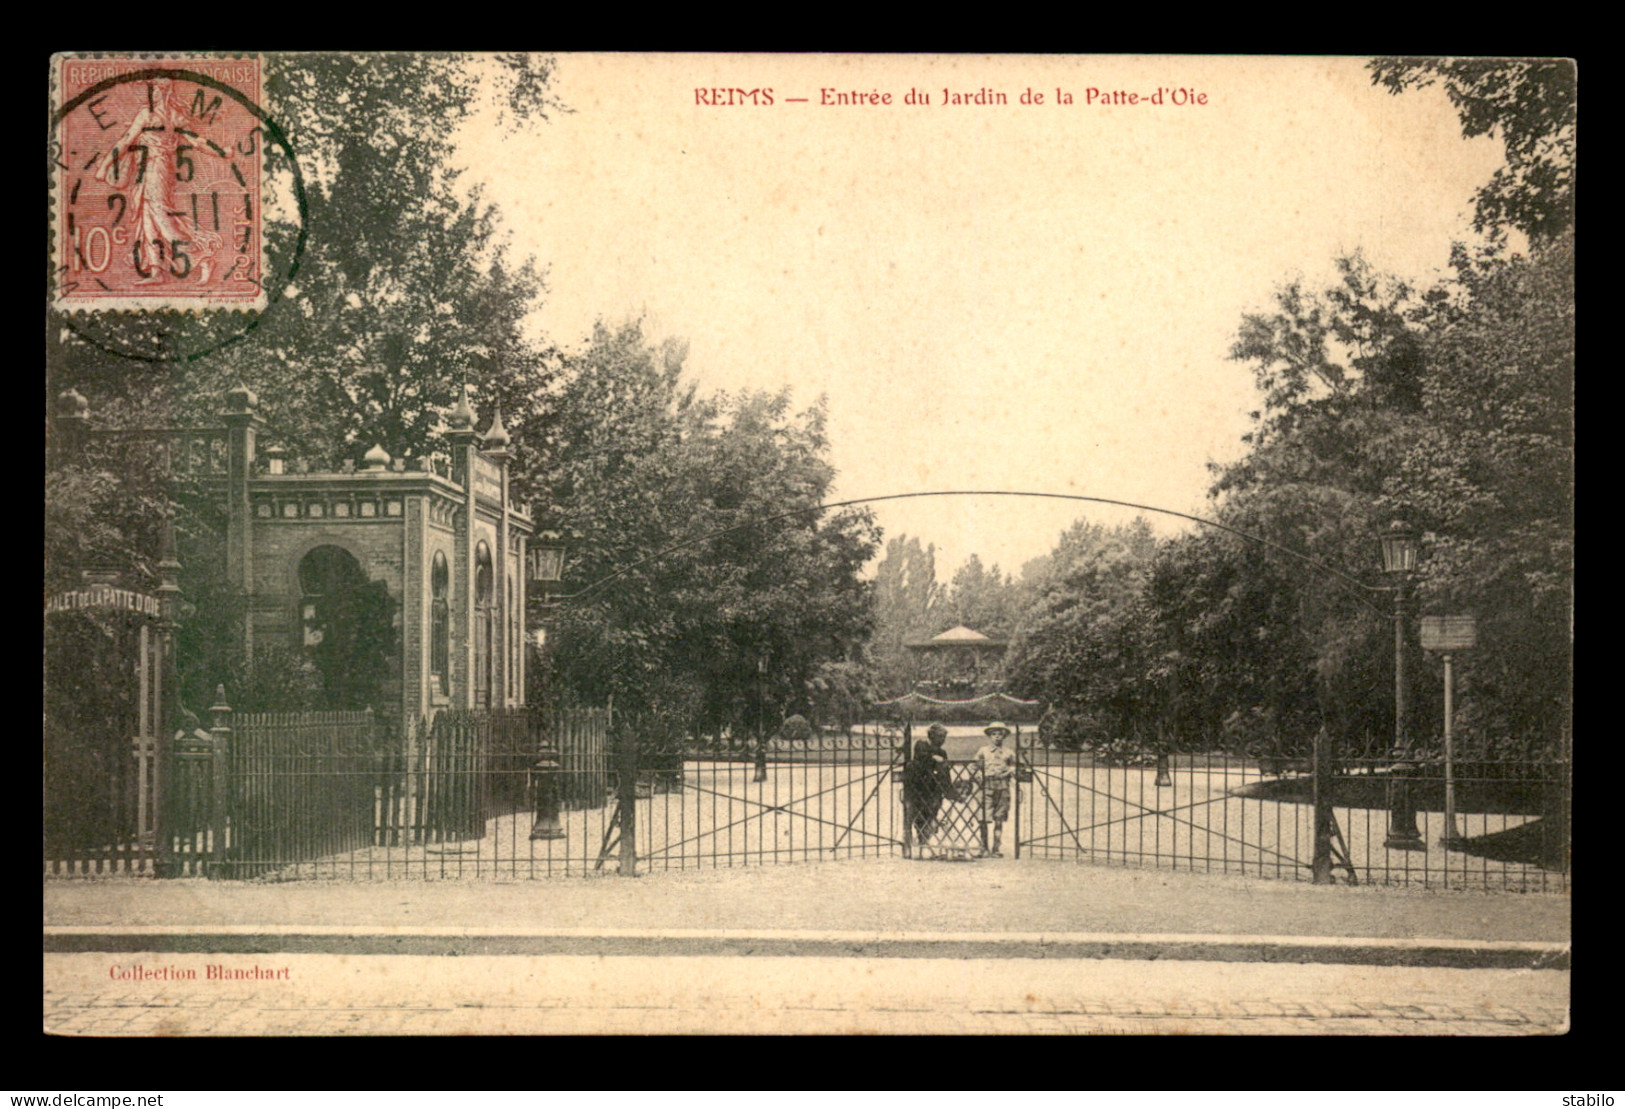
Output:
[50, 55, 307, 361]
[54, 57, 266, 310]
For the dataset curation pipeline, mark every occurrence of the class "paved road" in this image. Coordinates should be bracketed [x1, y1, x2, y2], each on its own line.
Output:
[44, 953, 1568, 1036]
[42, 858, 1572, 942]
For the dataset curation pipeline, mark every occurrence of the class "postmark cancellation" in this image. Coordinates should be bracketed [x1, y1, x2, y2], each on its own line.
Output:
[50, 56, 268, 313]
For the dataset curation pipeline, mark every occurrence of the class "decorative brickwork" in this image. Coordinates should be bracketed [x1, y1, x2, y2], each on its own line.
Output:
[213, 390, 533, 722]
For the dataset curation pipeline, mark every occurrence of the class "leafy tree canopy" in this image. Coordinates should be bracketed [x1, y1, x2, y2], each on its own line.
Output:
[867, 535, 943, 697]
[1369, 57, 1575, 243]
[537, 322, 880, 742]
[943, 554, 1019, 640]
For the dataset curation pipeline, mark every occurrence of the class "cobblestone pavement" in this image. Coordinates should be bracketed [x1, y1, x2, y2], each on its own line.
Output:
[44, 954, 1568, 1036]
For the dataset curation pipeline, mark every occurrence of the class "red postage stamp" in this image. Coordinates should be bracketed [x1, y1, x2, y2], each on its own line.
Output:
[52, 56, 267, 312]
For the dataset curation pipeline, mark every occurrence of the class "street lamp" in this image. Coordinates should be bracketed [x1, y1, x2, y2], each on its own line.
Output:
[529, 536, 567, 593]
[529, 533, 568, 841]
[1380, 520, 1425, 851]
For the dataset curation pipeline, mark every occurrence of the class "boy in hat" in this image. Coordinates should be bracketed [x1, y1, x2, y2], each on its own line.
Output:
[976, 722, 1017, 856]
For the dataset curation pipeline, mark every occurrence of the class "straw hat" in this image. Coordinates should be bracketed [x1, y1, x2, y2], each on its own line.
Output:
[984, 722, 1011, 736]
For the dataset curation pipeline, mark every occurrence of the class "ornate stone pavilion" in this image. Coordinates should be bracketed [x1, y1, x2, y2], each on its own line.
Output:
[226, 386, 535, 720]
[59, 384, 539, 723]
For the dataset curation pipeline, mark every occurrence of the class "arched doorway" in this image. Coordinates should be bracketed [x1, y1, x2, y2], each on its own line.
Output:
[297, 545, 395, 709]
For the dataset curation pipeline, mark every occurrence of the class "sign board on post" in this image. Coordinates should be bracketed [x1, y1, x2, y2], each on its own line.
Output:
[1420, 615, 1477, 652]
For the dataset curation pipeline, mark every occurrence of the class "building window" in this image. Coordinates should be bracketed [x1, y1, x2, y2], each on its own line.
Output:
[430, 551, 450, 697]
[474, 541, 494, 709]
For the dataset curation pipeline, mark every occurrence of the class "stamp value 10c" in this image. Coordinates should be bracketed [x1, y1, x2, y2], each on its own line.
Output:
[52, 56, 267, 313]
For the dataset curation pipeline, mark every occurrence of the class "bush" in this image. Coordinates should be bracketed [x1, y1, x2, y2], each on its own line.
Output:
[776, 714, 816, 743]
[232, 641, 324, 713]
[1038, 707, 1092, 751]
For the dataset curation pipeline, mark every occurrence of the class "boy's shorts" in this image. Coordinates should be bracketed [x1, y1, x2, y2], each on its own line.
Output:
[985, 784, 1011, 822]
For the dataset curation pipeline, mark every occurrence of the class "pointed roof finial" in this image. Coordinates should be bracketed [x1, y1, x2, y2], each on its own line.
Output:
[224, 384, 258, 414]
[447, 380, 475, 431]
[484, 404, 510, 449]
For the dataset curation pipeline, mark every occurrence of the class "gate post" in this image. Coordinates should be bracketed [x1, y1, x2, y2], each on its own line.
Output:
[1012, 725, 1022, 860]
[207, 686, 233, 880]
[617, 722, 638, 877]
[152, 514, 182, 878]
[1311, 726, 1332, 884]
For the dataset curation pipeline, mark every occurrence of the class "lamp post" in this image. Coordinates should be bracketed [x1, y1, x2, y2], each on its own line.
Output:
[529, 535, 568, 841]
[1379, 520, 1425, 851]
[1420, 614, 1476, 848]
[754, 655, 769, 783]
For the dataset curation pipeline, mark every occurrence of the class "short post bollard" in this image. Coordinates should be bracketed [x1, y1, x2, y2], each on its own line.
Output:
[1384, 754, 1425, 851]
[529, 742, 565, 841]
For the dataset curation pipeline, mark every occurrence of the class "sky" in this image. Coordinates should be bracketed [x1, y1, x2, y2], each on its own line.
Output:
[458, 55, 1505, 583]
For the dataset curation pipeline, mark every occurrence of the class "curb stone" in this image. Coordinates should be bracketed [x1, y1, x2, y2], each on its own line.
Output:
[42, 925, 1570, 969]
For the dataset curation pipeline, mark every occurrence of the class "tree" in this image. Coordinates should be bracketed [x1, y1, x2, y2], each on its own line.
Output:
[1388, 232, 1574, 751]
[868, 535, 943, 695]
[46, 54, 563, 535]
[806, 654, 879, 736]
[943, 554, 1019, 639]
[180, 54, 563, 466]
[1189, 250, 1464, 752]
[1004, 62, 1579, 759]
[1366, 56, 1575, 752]
[1369, 58, 1575, 244]
[1195, 232, 1573, 757]
[1220, 252, 1446, 490]
[50, 53, 565, 455]
[1007, 518, 1159, 747]
[537, 322, 880, 742]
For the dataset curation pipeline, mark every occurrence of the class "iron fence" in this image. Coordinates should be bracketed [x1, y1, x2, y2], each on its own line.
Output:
[44, 701, 614, 880]
[1014, 733, 1570, 892]
[47, 712, 1570, 891]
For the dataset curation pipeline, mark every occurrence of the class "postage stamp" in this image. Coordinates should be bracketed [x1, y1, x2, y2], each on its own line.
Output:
[52, 57, 268, 313]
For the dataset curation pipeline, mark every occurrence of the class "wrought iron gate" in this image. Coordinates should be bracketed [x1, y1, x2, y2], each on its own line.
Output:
[1013, 733, 1569, 892]
[44, 608, 164, 877]
[48, 695, 1567, 891]
[612, 729, 908, 873]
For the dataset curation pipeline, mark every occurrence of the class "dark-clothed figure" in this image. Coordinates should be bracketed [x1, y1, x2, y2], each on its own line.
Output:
[928, 722, 954, 806]
[904, 737, 948, 857]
